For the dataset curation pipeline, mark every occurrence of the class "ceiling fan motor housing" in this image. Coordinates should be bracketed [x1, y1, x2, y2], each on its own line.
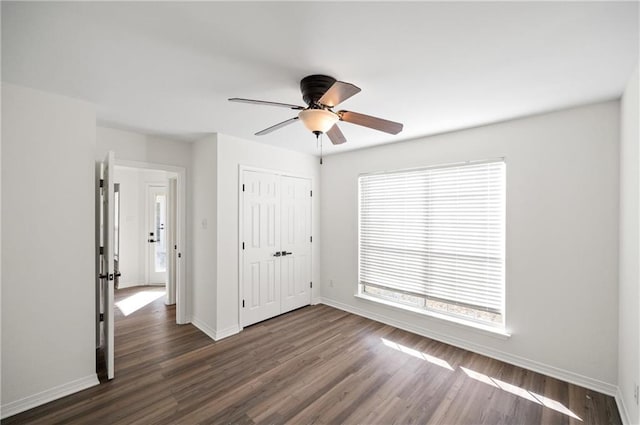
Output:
[300, 74, 336, 107]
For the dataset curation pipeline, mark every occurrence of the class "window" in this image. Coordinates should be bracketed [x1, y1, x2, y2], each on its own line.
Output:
[358, 159, 505, 329]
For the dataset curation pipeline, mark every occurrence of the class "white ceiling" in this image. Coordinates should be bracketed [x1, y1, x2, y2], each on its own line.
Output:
[2, 1, 638, 155]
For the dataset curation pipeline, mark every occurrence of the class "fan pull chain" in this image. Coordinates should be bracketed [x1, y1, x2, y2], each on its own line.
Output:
[320, 133, 323, 165]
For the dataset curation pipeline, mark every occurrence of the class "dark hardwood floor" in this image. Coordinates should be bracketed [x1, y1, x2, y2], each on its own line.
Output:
[4, 286, 622, 424]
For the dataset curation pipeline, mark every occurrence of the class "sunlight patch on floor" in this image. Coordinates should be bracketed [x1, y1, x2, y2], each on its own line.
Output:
[116, 290, 165, 316]
[460, 366, 582, 421]
[381, 337, 454, 370]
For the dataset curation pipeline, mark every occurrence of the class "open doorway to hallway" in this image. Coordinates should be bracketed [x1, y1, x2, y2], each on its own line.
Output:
[113, 166, 177, 305]
[97, 154, 187, 381]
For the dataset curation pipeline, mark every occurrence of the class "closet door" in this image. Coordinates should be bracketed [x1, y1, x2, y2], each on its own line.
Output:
[242, 170, 281, 326]
[280, 176, 312, 312]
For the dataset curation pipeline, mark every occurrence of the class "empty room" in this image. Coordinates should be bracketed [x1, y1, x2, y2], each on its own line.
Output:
[1, 1, 639, 424]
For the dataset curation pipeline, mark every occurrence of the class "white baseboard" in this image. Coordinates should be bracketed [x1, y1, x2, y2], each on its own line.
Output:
[1, 374, 99, 420]
[616, 388, 633, 425]
[215, 324, 240, 340]
[191, 316, 239, 341]
[319, 297, 617, 397]
[191, 316, 217, 340]
[312, 297, 322, 305]
[117, 282, 165, 289]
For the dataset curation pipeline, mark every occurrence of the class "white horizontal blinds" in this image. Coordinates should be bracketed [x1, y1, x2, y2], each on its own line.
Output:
[359, 160, 505, 315]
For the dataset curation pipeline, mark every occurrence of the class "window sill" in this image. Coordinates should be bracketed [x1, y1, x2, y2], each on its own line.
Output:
[354, 293, 511, 340]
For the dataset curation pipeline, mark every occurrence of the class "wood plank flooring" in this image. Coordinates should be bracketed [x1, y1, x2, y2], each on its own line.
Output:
[4, 286, 622, 425]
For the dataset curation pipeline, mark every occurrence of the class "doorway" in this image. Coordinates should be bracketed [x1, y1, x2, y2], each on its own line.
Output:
[96, 153, 187, 380]
[111, 159, 186, 324]
[113, 166, 179, 304]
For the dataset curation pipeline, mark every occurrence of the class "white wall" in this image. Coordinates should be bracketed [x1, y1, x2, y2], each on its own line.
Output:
[114, 167, 169, 288]
[190, 135, 218, 334]
[618, 65, 639, 425]
[96, 127, 192, 169]
[214, 134, 321, 336]
[1, 84, 98, 416]
[320, 101, 620, 394]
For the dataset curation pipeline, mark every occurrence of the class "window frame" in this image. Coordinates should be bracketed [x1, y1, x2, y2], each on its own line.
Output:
[357, 158, 507, 334]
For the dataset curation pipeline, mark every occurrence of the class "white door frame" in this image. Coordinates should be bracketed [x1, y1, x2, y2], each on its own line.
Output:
[238, 164, 313, 331]
[117, 159, 188, 324]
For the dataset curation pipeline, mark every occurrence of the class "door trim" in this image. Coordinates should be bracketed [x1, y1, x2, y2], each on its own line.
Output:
[116, 159, 188, 324]
[238, 165, 313, 331]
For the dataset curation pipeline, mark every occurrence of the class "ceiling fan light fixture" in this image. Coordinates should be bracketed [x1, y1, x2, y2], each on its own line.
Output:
[298, 109, 339, 134]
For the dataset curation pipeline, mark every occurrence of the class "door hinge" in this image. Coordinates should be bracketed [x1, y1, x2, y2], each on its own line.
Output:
[310, 190, 312, 197]
[99, 313, 104, 322]
[242, 299, 245, 308]
[99, 246, 104, 255]
[242, 242, 245, 250]
[178, 252, 182, 258]
[310, 236, 313, 243]
[310, 281, 313, 288]
[99, 179, 104, 188]
[242, 184, 245, 192]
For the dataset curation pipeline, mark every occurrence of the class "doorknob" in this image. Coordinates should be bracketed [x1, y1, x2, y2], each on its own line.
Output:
[273, 252, 282, 257]
[281, 251, 293, 256]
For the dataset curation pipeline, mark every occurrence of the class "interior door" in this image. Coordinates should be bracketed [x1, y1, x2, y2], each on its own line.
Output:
[280, 176, 312, 312]
[147, 186, 167, 285]
[101, 151, 115, 380]
[242, 170, 281, 326]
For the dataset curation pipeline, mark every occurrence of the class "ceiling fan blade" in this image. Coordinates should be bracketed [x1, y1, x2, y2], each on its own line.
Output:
[255, 117, 299, 135]
[229, 98, 305, 110]
[318, 81, 361, 107]
[326, 124, 347, 145]
[338, 111, 403, 135]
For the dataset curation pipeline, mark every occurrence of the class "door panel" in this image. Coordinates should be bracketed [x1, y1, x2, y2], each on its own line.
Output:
[242, 171, 281, 326]
[101, 151, 115, 380]
[95, 163, 102, 349]
[280, 176, 312, 312]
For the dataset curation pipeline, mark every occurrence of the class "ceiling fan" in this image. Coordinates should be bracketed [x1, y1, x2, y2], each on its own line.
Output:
[229, 74, 403, 146]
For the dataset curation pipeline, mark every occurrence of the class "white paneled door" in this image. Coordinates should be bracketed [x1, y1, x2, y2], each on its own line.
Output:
[100, 151, 115, 380]
[242, 170, 282, 326]
[241, 170, 312, 327]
